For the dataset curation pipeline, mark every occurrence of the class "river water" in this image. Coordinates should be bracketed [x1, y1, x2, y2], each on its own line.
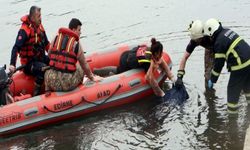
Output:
[1, 0, 250, 149]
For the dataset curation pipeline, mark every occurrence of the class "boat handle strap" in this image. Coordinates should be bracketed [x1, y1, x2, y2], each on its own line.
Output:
[81, 84, 122, 106]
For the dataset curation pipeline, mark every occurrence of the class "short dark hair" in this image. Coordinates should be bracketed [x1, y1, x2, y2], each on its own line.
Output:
[69, 18, 82, 30]
[29, 6, 41, 17]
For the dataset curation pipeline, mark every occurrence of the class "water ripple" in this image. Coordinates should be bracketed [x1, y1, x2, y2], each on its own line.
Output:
[10, 0, 28, 5]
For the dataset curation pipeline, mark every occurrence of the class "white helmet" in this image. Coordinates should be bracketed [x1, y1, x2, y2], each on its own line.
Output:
[203, 18, 220, 37]
[188, 20, 204, 40]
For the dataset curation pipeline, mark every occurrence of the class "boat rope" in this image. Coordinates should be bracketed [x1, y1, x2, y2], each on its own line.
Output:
[43, 98, 84, 113]
[81, 84, 122, 106]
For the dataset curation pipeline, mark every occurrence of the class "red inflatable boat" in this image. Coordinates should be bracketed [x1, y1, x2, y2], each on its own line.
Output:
[0, 44, 172, 137]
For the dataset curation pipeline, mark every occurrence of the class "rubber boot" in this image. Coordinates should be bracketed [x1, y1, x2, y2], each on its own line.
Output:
[246, 93, 250, 105]
[227, 102, 239, 115]
[33, 83, 41, 96]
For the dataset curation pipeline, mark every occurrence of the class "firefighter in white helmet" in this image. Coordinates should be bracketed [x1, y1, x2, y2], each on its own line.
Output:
[176, 20, 214, 89]
[204, 18, 250, 114]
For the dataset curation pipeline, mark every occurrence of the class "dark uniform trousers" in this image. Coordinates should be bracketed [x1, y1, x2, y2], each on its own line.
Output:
[23, 55, 49, 85]
[228, 66, 250, 110]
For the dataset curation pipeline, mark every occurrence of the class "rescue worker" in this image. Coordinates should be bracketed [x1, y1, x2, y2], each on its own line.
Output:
[116, 44, 152, 73]
[9, 6, 50, 96]
[44, 18, 101, 95]
[176, 20, 214, 89]
[146, 38, 175, 97]
[92, 45, 151, 77]
[94, 38, 174, 97]
[119, 38, 174, 97]
[204, 18, 250, 114]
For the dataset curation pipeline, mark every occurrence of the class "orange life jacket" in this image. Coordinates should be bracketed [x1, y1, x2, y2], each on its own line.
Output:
[49, 27, 79, 73]
[19, 15, 46, 65]
[136, 45, 152, 64]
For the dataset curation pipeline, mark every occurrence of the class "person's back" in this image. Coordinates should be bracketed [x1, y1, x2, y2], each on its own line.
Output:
[117, 45, 151, 73]
[45, 18, 101, 95]
[213, 27, 250, 71]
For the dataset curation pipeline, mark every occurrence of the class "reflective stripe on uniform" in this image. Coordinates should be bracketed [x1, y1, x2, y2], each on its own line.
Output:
[212, 69, 220, 76]
[245, 93, 250, 97]
[56, 33, 63, 50]
[138, 59, 151, 63]
[227, 109, 238, 114]
[136, 46, 151, 64]
[215, 53, 226, 59]
[145, 51, 152, 54]
[227, 102, 239, 114]
[227, 102, 239, 109]
[246, 93, 250, 103]
[226, 37, 242, 60]
[224, 37, 250, 71]
[67, 37, 75, 52]
[231, 59, 250, 71]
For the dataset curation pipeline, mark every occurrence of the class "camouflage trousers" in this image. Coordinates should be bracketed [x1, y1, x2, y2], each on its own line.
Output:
[204, 49, 214, 88]
[45, 64, 84, 92]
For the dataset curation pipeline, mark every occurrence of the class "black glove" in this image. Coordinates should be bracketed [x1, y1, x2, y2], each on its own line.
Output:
[175, 77, 183, 88]
[175, 70, 185, 88]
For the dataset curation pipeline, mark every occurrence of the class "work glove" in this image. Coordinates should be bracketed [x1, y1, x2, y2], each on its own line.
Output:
[207, 79, 213, 89]
[175, 70, 185, 88]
